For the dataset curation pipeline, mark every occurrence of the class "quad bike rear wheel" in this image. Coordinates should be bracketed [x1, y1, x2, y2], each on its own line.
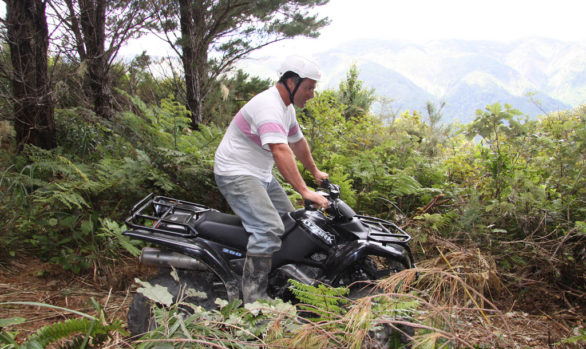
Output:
[127, 268, 228, 338]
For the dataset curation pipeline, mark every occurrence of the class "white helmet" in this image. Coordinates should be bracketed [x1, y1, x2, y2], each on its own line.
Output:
[278, 55, 321, 81]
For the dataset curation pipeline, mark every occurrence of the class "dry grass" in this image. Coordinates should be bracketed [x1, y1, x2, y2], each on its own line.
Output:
[373, 237, 584, 348]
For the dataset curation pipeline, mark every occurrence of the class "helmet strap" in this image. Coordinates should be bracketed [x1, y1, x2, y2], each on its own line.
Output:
[285, 77, 304, 105]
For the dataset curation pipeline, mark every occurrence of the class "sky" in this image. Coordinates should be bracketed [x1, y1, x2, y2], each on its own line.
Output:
[1, 0, 585, 59]
[251, 0, 586, 58]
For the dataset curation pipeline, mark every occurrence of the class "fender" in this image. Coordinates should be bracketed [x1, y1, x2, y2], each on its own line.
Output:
[123, 230, 241, 302]
[325, 240, 412, 283]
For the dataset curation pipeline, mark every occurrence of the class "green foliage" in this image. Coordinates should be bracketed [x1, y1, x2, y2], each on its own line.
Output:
[288, 280, 350, 321]
[557, 327, 586, 346]
[119, 52, 175, 106]
[0, 300, 126, 349]
[132, 277, 429, 348]
[336, 64, 377, 120]
[0, 91, 222, 271]
[204, 69, 273, 126]
[302, 91, 432, 216]
[97, 218, 141, 258]
[466, 103, 525, 200]
[135, 279, 300, 348]
[413, 212, 458, 234]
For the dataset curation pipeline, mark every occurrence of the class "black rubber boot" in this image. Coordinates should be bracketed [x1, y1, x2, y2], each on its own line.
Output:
[242, 254, 272, 304]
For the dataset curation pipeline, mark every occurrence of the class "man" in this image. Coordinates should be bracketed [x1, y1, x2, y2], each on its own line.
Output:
[214, 55, 329, 303]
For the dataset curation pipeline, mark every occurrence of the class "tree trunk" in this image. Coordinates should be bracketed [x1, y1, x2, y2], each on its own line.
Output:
[179, 0, 206, 129]
[78, 0, 113, 120]
[6, 0, 56, 150]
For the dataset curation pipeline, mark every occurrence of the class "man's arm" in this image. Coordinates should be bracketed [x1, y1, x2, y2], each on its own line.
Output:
[289, 138, 328, 184]
[269, 142, 328, 208]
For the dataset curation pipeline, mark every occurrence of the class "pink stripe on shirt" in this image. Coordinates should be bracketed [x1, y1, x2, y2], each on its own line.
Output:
[258, 122, 287, 136]
[234, 111, 289, 151]
[288, 123, 300, 137]
[234, 111, 263, 148]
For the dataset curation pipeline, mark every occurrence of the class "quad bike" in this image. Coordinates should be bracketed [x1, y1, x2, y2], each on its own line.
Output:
[123, 179, 415, 336]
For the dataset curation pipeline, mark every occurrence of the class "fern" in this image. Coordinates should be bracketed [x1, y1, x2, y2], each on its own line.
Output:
[23, 145, 90, 182]
[97, 218, 141, 257]
[288, 280, 349, 322]
[25, 317, 121, 348]
[384, 172, 422, 197]
[0, 300, 125, 349]
[16, 145, 99, 211]
[32, 183, 90, 210]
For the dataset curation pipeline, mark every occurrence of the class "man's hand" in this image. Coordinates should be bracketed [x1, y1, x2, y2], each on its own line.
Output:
[313, 170, 328, 186]
[270, 142, 328, 209]
[302, 190, 329, 209]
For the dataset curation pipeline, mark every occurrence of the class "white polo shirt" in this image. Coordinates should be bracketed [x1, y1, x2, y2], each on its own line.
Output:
[214, 86, 304, 182]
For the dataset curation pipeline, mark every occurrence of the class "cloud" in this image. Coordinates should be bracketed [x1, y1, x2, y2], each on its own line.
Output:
[316, 0, 586, 43]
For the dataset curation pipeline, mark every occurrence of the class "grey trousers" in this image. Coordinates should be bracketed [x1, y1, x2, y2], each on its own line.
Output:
[215, 174, 295, 256]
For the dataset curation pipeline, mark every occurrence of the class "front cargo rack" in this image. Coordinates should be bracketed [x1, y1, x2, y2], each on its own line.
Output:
[125, 193, 212, 238]
[357, 215, 411, 244]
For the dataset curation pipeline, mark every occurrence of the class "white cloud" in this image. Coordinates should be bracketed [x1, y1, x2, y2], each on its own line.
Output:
[255, 0, 586, 59]
[320, 0, 586, 42]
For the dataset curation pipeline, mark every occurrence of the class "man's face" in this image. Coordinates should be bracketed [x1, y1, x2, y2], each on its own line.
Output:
[290, 78, 316, 108]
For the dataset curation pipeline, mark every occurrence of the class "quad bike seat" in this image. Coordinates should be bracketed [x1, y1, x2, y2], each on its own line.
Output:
[193, 210, 297, 250]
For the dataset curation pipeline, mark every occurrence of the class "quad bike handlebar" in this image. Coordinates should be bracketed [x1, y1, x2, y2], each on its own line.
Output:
[304, 178, 354, 220]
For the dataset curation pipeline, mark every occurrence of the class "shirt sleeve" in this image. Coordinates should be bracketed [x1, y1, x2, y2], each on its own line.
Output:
[287, 120, 304, 143]
[254, 106, 289, 150]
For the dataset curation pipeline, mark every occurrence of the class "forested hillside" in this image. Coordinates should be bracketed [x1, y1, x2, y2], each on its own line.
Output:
[1, 1, 584, 348]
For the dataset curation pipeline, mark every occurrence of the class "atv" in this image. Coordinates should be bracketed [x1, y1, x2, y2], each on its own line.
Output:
[123, 179, 415, 336]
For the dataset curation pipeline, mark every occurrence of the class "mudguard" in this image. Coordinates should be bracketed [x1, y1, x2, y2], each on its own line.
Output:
[123, 229, 241, 302]
[325, 240, 413, 283]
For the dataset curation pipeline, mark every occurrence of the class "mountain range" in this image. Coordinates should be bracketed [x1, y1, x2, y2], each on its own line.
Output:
[242, 38, 586, 124]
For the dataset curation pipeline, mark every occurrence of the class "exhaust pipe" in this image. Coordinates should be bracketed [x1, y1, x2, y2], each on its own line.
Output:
[278, 264, 317, 285]
[140, 247, 208, 271]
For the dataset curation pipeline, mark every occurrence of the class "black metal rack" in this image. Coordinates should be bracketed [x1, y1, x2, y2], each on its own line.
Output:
[357, 215, 412, 244]
[125, 193, 211, 238]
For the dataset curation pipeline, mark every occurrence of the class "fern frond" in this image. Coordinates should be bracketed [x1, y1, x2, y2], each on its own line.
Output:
[25, 317, 122, 348]
[32, 183, 90, 209]
[23, 145, 90, 182]
[385, 172, 422, 197]
[289, 280, 349, 322]
[98, 218, 141, 256]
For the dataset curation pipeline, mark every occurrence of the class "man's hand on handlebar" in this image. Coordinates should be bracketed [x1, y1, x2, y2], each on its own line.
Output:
[303, 190, 329, 210]
[313, 171, 329, 187]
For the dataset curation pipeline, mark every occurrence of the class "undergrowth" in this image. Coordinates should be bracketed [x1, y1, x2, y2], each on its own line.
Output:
[0, 299, 126, 348]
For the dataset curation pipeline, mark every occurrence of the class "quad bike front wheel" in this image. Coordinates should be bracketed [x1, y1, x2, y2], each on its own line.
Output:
[344, 256, 407, 298]
[127, 268, 228, 338]
[344, 256, 414, 347]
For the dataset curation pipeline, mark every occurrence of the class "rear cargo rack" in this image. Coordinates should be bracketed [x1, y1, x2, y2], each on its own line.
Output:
[125, 193, 211, 238]
[357, 215, 411, 244]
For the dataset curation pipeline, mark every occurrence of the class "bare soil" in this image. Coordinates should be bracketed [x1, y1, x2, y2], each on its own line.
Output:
[1, 255, 583, 348]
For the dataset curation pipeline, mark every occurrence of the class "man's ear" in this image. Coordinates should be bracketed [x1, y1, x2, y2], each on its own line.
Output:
[285, 77, 295, 90]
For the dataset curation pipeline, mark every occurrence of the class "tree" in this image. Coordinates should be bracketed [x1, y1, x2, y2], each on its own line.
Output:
[152, 0, 330, 129]
[49, 0, 157, 119]
[3, 0, 56, 150]
[337, 64, 376, 120]
[466, 103, 525, 200]
[203, 69, 272, 126]
[422, 100, 449, 157]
